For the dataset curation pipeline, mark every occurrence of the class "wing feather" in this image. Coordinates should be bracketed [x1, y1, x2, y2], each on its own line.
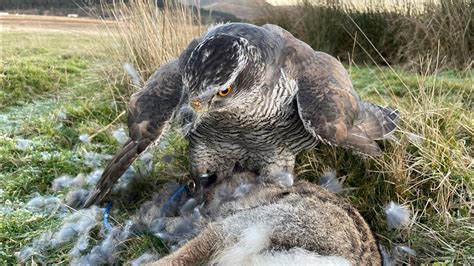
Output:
[264, 24, 398, 155]
[82, 59, 183, 208]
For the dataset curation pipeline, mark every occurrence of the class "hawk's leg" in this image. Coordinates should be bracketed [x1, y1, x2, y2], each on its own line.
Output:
[257, 150, 297, 187]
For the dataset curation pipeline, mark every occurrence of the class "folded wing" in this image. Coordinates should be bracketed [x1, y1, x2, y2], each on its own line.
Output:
[264, 24, 398, 156]
[82, 60, 184, 208]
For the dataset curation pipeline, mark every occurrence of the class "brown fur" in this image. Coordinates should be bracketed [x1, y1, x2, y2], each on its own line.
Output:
[148, 173, 382, 265]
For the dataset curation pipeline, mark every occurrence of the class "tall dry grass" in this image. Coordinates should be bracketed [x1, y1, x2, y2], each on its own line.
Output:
[394, 0, 474, 71]
[97, 0, 202, 96]
[255, 0, 473, 72]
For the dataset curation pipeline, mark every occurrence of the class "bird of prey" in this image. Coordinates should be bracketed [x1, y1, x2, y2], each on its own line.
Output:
[82, 23, 398, 207]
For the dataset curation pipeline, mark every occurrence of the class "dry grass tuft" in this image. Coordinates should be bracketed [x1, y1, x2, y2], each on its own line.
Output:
[394, 0, 473, 72]
[96, 0, 202, 96]
[255, 0, 473, 72]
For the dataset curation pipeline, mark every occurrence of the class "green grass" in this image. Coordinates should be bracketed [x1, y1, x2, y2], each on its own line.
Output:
[0, 30, 126, 263]
[0, 29, 189, 264]
[0, 28, 472, 264]
[0, 31, 108, 108]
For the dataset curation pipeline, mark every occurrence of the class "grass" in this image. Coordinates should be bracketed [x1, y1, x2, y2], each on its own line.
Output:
[255, 0, 473, 72]
[296, 64, 473, 263]
[95, 0, 203, 92]
[0, 31, 105, 108]
[1, 1, 473, 264]
[0, 29, 127, 263]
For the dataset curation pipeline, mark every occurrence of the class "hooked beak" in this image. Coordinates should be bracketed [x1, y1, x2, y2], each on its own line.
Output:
[190, 98, 209, 114]
[189, 87, 218, 114]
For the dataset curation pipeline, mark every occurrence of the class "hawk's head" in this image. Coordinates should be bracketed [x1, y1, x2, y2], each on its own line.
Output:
[183, 34, 265, 115]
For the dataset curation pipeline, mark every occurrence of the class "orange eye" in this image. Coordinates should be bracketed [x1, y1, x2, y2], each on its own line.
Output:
[217, 86, 233, 97]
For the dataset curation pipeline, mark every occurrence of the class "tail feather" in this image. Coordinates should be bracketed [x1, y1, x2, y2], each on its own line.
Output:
[360, 102, 399, 140]
[81, 139, 140, 208]
[342, 103, 399, 156]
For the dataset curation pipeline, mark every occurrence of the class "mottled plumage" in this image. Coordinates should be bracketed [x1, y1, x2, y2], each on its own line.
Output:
[82, 23, 398, 207]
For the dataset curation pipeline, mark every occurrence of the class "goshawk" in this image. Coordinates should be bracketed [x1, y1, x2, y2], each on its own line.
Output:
[82, 23, 398, 207]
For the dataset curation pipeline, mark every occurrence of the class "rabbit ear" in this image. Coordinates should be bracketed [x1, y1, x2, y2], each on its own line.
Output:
[82, 60, 184, 208]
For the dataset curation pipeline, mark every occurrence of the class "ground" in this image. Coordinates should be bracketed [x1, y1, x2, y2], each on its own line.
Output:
[0, 15, 472, 264]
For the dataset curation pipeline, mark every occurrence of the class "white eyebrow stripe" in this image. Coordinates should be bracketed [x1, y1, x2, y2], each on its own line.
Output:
[218, 41, 248, 91]
[197, 86, 220, 100]
[183, 35, 220, 86]
[186, 35, 252, 96]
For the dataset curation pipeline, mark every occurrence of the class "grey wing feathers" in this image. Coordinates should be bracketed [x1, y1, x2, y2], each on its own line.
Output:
[266, 24, 398, 156]
[338, 102, 399, 155]
[82, 60, 183, 208]
[178, 38, 201, 71]
[357, 102, 399, 140]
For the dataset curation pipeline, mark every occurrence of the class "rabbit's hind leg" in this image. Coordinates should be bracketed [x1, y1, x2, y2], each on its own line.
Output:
[146, 224, 224, 266]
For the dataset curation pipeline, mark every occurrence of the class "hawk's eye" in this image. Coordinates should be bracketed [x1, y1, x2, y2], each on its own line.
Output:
[217, 86, 233, 97]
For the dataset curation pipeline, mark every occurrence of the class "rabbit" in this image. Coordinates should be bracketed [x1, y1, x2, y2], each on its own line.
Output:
[147, 171, 382, 265]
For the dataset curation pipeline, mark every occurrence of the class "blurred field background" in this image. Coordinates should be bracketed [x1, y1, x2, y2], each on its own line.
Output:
[0, 0, 472, 264]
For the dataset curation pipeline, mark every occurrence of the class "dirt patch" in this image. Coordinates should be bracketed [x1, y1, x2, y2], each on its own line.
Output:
[1, 14, 114, 34]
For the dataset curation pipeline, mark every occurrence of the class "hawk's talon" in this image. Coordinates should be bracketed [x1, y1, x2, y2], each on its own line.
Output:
[186, 180, 196, 193]
[199, 173, 210, 178]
